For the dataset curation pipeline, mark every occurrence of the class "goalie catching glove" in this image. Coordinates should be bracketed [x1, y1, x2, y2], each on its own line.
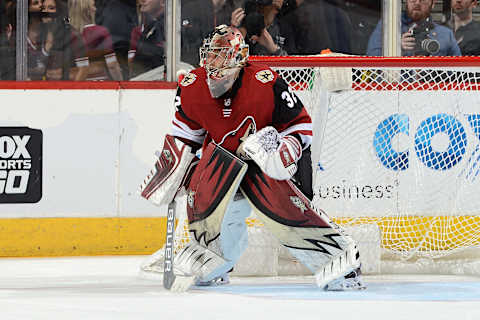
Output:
[241, 126, 302, 180]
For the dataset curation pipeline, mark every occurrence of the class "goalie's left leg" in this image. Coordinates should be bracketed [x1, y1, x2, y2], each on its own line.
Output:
[240, 165, 365, 291]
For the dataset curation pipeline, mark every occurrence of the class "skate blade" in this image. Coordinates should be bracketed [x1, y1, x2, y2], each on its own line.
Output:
[324, 276, 366, 291]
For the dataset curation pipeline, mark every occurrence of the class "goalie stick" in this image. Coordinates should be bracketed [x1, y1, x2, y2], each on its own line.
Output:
[163, 199, 177, 289]
[162, 161, 198, 290]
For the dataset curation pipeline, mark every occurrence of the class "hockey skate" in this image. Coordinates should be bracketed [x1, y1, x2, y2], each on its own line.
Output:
[324, 267, 366, 291]
[195, 273, 230, 286]
[315, 243, 366, 291]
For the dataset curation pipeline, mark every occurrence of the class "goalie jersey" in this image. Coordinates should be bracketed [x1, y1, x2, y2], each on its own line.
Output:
[172, 63, 313, 154]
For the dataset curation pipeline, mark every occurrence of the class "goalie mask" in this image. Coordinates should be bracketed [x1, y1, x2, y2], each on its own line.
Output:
[200, 25, 249, 98]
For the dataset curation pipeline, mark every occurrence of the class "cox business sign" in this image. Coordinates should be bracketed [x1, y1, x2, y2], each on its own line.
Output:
[374, 113, 480, 175]
[315, 108, 480, 215]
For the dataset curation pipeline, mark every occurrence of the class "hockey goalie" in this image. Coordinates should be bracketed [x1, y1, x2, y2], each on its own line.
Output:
[140, 25, 365, 292]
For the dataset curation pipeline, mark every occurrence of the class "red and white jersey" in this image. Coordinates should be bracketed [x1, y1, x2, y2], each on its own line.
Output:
[172, 63, 312, 154]
[81, 24, 117, 80]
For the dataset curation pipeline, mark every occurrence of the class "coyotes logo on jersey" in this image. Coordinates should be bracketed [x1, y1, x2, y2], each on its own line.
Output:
[255, 70, 274, 83]
[180, 73, 197, 87]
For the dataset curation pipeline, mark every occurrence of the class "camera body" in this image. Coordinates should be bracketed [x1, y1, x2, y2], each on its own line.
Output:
[242, 0, 272, 38]
[411, 18, 440, 56]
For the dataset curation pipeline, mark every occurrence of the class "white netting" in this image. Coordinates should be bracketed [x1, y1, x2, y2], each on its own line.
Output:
[271, 56, 480, 274]
[141, 56, 480, 277]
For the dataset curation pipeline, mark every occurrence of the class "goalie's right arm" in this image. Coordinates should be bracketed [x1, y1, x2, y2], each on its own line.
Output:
[140, 134, 197, 206]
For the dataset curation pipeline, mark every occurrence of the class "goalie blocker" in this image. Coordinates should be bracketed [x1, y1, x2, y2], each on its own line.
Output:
[139, 134, 197, 206]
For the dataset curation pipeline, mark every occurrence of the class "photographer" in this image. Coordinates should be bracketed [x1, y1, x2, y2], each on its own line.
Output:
[231, 0, 295, 55]
[366, 0, 461, 56]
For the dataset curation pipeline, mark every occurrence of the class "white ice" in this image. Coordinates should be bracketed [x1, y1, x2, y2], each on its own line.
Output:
[0, 256, 479, 320]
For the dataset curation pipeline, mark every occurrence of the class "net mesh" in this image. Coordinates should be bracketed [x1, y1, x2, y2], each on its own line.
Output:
[270, 59, 480, 263]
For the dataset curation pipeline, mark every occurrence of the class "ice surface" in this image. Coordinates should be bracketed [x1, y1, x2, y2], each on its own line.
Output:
[0, 256, 479, 320]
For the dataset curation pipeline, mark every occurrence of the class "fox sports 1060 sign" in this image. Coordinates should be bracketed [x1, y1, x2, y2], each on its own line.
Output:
[0, 127, 42, 203]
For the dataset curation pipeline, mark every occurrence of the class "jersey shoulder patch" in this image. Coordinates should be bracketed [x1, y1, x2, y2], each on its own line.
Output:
[180, 73, 197, 87]
[255, 69, 275, 84]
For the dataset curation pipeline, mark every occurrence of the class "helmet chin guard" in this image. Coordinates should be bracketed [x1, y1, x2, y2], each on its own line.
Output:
[206, 67, 241, 98]
[200, 25, 249, 98]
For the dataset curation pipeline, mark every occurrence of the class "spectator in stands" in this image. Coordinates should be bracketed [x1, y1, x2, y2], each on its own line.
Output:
[100, 0, 137, 79]
[0, 0, 15, 80]
[4, 0, 58, 80]
[42, 0, 90, 80]
[280, 0, 352, 55]
[231, 0, 295, 55]
[69, 0, 123, 80]
[128, 0, 165, 79]
[343, 0, 381, 55]
[181, 0, 237, 66]
[447, 0, 480, 55]
[367, 0, 461, 56]
[94, 0, 106, 25]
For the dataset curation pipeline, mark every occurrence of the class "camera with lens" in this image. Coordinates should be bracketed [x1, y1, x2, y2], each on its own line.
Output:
[411, 18, 440, 56]
[242, 0, 272, 39]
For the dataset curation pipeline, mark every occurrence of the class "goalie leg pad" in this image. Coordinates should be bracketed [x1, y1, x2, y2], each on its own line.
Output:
[172, 143, 248, 288]
[186, 143, 248, 248]
[314, 242, 363, 290]
[240, 165, 363, 288]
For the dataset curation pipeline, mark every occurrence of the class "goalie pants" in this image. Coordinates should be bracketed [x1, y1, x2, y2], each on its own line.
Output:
[200, 193, 251, 282]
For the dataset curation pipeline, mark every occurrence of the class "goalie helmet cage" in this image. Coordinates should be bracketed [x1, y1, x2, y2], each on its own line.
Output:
[141, 56, 480, 278]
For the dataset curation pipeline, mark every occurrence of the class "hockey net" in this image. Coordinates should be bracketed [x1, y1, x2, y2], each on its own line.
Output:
[141, 55, 480, 277]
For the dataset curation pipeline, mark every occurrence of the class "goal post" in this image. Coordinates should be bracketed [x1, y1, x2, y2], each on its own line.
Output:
[141, 55, 480, 278]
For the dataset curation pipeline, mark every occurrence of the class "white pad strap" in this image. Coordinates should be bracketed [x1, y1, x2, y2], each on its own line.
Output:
[315, 241, 361, 289]
[242, 127, 302, 180]
[170, 242, 227, 292]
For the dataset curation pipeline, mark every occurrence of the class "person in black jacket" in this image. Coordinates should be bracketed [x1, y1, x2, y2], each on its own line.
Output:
[291, 0, 353, 55]
[128, 0, 165, 78]
[100, 0, 137, 79]
[181, 0, 237, 66]
[447, 0, 480, 55]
